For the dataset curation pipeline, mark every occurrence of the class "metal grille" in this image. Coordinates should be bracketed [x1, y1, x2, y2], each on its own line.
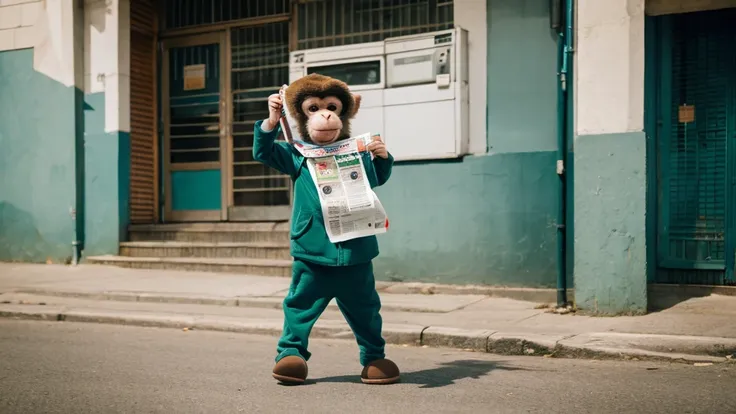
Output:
[657, 269, 726, 286]
[168, 44, 221, 165]
[230, 23, 290, 207]
[296, 0, 454, 50]
[164, 0, 290, 30]
[658, 9, 735, 280]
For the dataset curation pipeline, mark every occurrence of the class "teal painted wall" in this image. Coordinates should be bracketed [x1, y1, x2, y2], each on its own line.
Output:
[0, 49, 78, 263]
[0, 50, 128, 261]
[487, 0, 558, 153]
[372, 0, 560, 287]
[573, 132, 647, 315]
[83, 92, 130, 256]
[171, 169, 222, 211]
[374, 152, 558, 287]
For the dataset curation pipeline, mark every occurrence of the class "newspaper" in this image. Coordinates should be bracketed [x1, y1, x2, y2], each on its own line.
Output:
[278, 85, 389, 243]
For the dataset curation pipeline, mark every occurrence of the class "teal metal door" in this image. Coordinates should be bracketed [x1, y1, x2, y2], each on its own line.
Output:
[162, 33, 227, 222]
[655, 9, 736, 285]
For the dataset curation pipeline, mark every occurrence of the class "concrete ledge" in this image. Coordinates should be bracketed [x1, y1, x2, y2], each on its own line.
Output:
[422, 327, 494, 352]
[193, 316, 284, 336]
[85, 256, 293, 277]
[63, 309, 196, 329]
[559, 332, 736, 358]
[12, 289, 484, 314]
[151, 282, 562, 304]
[487, 332, 566, 356]
[649, 284, 736, 311]
[35, 282, 730, 313]
[2, 304, 733, 364]
[382, 323, 426, 346]
[0, 304, 64, 321]
[378, 282, 574, 303]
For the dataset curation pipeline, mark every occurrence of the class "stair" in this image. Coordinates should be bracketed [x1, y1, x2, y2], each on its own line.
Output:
[127, 222, 290, 243]
[120, 241, 291, 260]
[86, 222, 293, 276]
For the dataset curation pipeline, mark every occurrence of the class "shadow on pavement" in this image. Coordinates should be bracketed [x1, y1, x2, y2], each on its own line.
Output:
[310, 359, 531, 388]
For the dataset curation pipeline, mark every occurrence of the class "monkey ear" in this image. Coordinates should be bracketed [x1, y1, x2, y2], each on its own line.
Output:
[349, 93, 361, 117]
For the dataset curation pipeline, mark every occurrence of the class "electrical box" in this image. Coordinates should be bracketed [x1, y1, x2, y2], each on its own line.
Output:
[289, 27, 469, 161]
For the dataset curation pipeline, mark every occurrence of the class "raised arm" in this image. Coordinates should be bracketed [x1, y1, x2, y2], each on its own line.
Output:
[252, 120, 298, 177]
[252, 93, 299, 177]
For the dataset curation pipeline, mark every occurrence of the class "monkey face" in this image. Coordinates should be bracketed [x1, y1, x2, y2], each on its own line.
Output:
[284, 73, 362, 145]
[301, 96, 345, 145]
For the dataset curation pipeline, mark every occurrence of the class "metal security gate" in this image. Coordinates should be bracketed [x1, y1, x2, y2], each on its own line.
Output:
[130, 0, 158, 223]
[227, 23, 292, 221]
[160, 1, 292, 222]
[162, 34, 228, 222]
[655, 9, 736, 285]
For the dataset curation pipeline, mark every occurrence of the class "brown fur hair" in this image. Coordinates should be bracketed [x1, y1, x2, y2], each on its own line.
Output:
[285, 73, 361, 141]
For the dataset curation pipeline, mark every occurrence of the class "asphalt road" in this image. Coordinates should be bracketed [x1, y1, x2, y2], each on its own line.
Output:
[0, 320, 734, 414]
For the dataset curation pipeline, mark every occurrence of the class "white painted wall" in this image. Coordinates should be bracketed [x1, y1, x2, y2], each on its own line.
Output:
[0, 0, 79, 89]
[454, 0, 488, 154]
[33, 1, 79, 88]
[0, 0, 41, 51]
[574, 0, 645, 136]
[84, 0, 131, 133]
[0, 0, 130, 134]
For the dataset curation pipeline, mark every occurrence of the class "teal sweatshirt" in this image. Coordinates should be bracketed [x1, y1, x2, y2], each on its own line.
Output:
[252, 120, 394, 266]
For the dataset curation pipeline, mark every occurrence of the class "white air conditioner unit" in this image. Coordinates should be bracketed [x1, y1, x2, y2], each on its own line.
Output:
[289, 27, 469, 162]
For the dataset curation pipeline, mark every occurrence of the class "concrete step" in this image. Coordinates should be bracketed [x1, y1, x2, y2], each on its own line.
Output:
[128, 222, 290, 243]
[119, 241, 291, 260]
[85, 255, 292, 277]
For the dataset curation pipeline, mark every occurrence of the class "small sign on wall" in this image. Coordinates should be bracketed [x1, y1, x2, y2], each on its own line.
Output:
[183, 64, 206, 91]
[678, 104, 695, 123]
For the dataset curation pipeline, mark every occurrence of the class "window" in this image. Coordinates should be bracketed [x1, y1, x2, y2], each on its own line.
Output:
[307, 60, 382, 86]
[164, 0, 290, 30]
[296, 0, 454, 50]
[230, 22, 291, 207]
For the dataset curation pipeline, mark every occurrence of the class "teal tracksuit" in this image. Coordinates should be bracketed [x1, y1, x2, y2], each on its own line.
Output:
[252, 120, 394, 366]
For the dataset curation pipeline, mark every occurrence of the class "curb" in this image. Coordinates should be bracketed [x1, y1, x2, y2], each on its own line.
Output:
[376, 282, 567, 303]
[12, 284, 561, 306]
[11, 288, 477, 314]
[1, 305, 733, 364]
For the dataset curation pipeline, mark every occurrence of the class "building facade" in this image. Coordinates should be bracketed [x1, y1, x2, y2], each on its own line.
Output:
[575, 0, 736, 314]
[1, 0, 734, 314]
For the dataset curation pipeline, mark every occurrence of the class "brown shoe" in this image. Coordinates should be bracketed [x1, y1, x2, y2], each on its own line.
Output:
[272, 356, 308, 385]
[361, 358, 400, 385]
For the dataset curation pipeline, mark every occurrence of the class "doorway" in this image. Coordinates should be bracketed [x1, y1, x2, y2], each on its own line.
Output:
[161, 24, 292, 223]
[652, 8, 736, 285]
[162, 33, 227, 222]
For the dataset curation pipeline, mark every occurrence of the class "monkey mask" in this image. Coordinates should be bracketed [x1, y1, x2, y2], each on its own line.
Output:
[283, 74, 362, 146]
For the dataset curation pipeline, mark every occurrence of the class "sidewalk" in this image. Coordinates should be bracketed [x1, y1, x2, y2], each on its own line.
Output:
[1, 263, 735, 363]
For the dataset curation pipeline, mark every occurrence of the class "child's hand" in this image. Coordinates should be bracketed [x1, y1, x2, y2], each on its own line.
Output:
[366, 135, 388, 159]
[264, 93, 282, 130]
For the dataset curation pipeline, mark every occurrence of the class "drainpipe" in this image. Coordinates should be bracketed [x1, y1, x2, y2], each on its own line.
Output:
[555, 0, 574, 307]
[71, 214, 80, 265]
[72, 0, 85, 265]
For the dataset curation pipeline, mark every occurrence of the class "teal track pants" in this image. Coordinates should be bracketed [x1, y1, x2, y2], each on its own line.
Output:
[276, 259, 386, 367]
